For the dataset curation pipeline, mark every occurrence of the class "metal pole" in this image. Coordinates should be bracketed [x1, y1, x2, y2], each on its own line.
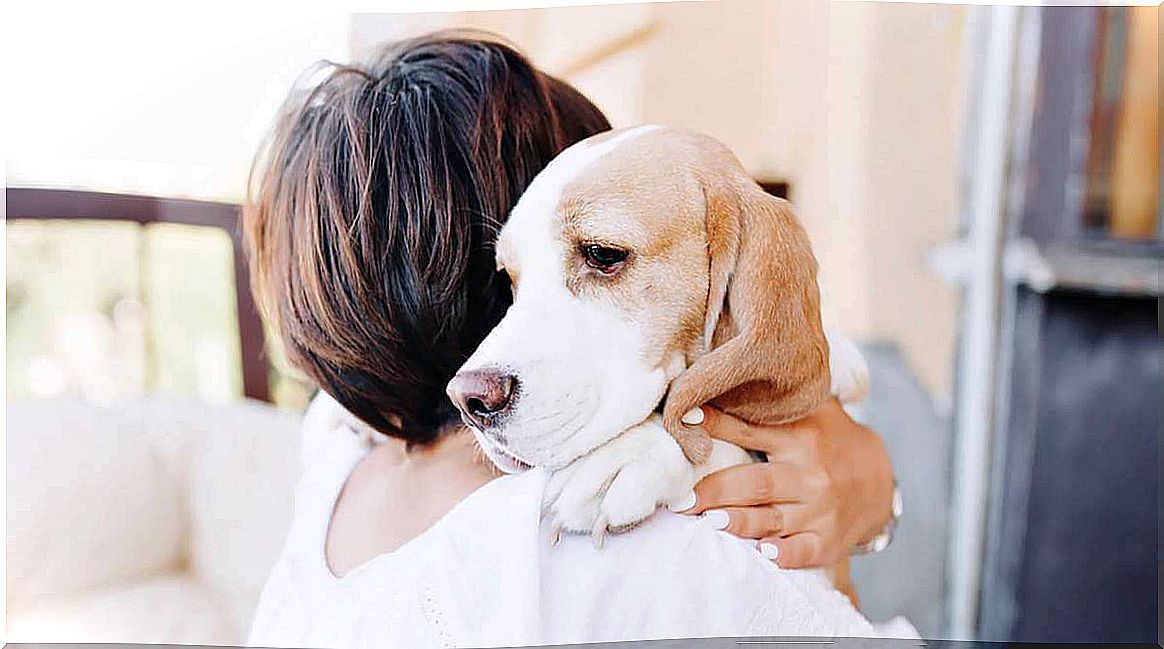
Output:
[946, 4, 1021, 640]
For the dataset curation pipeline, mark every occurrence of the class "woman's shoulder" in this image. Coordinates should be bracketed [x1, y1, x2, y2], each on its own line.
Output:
[538, 511, 875, 641]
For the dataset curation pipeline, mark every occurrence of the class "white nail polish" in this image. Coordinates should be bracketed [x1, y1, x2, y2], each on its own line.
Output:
[702, 510, 729, 530]
[681, 407, 705, 426]
[669, 491, 697, 512]
[759, 542, 780, 561]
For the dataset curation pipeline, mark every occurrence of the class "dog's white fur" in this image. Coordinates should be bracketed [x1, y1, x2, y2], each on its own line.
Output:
[454, 125, 870, 539]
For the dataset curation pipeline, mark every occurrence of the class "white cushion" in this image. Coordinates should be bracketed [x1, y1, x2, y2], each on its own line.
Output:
[7, 396, 304, 639]
[6, 399, 187, 608]
[5, 574, 238, 645]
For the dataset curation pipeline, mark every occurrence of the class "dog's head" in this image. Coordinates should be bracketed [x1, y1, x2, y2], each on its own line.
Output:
[447, 125, 829, 472]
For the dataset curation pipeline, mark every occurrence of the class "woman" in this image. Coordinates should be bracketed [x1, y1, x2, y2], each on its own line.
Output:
[244, 32, 901, 647]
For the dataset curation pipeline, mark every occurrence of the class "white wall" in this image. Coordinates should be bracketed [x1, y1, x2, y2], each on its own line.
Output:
[6, 10, 351, 203]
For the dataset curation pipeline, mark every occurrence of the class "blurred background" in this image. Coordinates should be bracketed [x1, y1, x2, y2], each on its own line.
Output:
[5, 1, 1160, 645]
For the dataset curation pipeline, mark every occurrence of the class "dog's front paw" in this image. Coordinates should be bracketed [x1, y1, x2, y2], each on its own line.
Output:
[543, 415, 696, 546]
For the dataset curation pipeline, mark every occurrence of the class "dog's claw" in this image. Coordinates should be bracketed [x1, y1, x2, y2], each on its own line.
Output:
[592, 515, 610, 549]
[549, 520, 564, 547]
[541, 494, 558, 519]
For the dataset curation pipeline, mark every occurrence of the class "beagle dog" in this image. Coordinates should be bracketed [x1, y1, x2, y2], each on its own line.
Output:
[447, 125, 869, 541]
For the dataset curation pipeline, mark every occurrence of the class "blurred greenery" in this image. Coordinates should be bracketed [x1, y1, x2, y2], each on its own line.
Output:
[5, 220, 311, 410]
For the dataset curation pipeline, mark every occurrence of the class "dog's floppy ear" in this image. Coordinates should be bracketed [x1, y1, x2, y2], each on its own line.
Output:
[662, 165, 831, 464]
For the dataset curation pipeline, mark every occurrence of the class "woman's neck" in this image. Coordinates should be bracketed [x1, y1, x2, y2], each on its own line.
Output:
[326, 424, 497, 577]
[380, 425, 498, 475]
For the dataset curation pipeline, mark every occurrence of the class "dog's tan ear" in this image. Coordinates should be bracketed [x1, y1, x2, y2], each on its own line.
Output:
[662, 170, 831, 464]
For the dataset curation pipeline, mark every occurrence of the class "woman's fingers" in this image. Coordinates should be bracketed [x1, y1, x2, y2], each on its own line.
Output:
[698, 406, 819, 460]
[699, 506, 785, 539]
[696, 407, 778, 453]
[687, 462, 802, 514]
[757, 532, 826, 569]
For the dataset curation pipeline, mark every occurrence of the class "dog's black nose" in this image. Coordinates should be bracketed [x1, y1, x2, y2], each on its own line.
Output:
[447, 370, 517, 428]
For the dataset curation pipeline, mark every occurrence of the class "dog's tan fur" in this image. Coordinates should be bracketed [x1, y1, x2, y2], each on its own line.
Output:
[547, 127, 831, 464]
[664, 135, 831, 463]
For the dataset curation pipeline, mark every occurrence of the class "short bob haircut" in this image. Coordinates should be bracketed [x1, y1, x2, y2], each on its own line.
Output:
[245, 32, 611, 445]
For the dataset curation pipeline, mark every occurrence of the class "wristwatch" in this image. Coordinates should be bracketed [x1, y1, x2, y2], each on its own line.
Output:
[854, 479, 902, 555]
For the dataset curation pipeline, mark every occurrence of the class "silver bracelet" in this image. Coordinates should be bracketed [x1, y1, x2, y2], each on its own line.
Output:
[854, 479, 902, 556]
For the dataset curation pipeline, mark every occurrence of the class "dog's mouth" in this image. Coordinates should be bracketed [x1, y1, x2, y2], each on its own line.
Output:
[468, 427, 533, 474]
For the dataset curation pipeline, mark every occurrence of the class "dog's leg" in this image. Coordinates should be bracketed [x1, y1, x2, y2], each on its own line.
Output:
[825, 328, 870, 405]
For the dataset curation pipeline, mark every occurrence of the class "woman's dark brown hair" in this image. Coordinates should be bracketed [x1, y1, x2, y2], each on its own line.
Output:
[245, 32, 611, 445]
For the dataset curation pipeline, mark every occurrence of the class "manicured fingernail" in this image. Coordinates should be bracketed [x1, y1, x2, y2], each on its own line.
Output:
[758, 542, 780, 560]
[701, 509, 729, 530]
[681, 407, 705, 426]
[669, 491, 697, 512]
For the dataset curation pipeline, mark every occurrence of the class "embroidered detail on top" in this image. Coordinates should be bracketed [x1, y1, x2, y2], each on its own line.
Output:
[422, 585, 455, 649]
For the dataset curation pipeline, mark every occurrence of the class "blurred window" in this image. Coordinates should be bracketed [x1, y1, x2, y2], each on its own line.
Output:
[5, 218, 312, 410]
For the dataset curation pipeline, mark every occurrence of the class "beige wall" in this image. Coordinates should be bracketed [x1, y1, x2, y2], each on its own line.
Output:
[352, 1, 964, 402]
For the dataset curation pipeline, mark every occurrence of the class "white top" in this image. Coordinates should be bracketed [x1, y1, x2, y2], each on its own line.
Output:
[247, 395, 910, 648]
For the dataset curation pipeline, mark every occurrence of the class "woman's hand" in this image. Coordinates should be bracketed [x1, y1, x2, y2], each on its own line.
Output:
[678, 399, 894, 569]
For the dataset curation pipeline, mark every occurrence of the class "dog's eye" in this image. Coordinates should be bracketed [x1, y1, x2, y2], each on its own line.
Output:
[580, 244, 628, 274]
